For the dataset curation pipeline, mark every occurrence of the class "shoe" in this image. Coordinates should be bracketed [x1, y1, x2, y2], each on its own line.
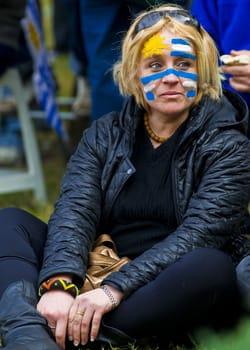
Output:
[0, 280, 61, 350]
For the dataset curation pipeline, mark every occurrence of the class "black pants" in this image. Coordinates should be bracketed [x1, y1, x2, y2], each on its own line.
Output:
[0, 208, 241, 342]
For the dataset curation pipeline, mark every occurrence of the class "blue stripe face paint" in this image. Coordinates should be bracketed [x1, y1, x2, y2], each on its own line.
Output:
[172, 38, 190, 45]
[146, 91, 155, 100]
[187, 90, 197, 98]
[171, 51, 196, 60]
[141, 69, 198, 101]
[141, 68, 198, 84]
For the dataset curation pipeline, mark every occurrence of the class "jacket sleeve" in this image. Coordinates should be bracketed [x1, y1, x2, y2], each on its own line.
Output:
[104, 130, 250, 297]
[38, 122, 108, 287]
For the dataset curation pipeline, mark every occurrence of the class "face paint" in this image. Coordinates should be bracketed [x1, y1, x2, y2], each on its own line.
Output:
[182, 80, 197, 88]
[141, 34, 197, 101]
[141, 68, 197, 84]
[186, 90, 197, 98]
[141, 69, 198, 100]
[171, 38, 196, 60]
[171, 38, 192, 52]
[144, 83, 156, 92]
[182, 80, 197, 98]
[142, 33, 170, 59]
[143, 83, 156, 101]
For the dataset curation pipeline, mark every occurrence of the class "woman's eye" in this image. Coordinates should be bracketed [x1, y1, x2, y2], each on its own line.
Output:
[150, 62, 162, 70]
[176, 60, 191, 70]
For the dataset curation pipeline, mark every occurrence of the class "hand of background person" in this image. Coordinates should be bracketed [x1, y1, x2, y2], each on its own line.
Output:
[68, 285, 123, 347]
[221, 50, 250, 93]
[37, 290, 74, 349]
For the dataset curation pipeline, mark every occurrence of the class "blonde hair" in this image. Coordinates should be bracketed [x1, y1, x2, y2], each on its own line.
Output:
[113, 4, 223, 110]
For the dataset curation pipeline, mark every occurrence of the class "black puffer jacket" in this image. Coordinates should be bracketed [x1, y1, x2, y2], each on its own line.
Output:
[39, 90, 250, 298]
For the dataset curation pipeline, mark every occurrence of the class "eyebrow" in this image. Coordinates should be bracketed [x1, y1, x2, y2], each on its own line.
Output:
[143, 53, 165, 61]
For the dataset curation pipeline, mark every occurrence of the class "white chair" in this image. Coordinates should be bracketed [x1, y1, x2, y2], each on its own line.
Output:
[0, 68, 47, 202]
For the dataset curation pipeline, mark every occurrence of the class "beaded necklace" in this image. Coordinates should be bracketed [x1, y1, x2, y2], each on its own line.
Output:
[144, 114, 167, 143]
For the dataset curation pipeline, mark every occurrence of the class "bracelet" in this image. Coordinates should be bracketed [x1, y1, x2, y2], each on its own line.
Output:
[38, 277, 79, 298]
[100, 285, 118, 309]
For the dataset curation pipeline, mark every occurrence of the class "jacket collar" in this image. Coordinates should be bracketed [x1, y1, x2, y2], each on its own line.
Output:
[119, 89, 249, 147]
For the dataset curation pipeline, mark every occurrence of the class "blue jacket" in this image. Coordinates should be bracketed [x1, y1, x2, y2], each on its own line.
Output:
[192, 0, 250, 107]
[39, 91, 250, 297]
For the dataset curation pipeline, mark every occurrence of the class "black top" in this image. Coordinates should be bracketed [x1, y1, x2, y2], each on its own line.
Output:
[110, 119, 186, 259]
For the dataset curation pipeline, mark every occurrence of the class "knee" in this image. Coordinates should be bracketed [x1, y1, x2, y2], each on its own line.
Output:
[195, 248, 235, 278]
[189, 248, 237, 295]
[0, 207, 28, 218]
[0, 208, 31, 226]
[207, 248, 236, 283]
[0, 207, 22, 217]
[236, 255, 250, 311]
[236, 255, 250, 280]
[209, 248, 234, 270]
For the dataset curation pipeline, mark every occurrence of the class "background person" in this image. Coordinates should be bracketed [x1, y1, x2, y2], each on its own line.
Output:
[191, 0, 250, 310]
[191, 0, 250, 136]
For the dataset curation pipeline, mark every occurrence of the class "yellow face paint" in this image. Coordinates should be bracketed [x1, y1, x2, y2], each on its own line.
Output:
[142, 33, 170, 60]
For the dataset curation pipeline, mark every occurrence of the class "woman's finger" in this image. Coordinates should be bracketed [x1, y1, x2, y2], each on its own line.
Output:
[89, 309, 103, 342]
[77, 308, 94, 345]
[54, 318, 68, 350]
[67, 301, 79, 341]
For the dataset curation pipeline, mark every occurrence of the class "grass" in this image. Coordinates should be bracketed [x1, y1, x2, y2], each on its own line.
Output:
[0, 128, 66, 222]
[193, 316, 250, 350]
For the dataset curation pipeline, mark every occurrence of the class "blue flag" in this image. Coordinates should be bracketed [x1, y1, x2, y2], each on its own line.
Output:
[21, 0, 68, 140]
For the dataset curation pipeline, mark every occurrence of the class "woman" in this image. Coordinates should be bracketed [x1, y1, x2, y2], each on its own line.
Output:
[1, 4, 250, 350]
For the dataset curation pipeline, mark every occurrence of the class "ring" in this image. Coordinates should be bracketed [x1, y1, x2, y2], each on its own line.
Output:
[76, 311, 84, 317]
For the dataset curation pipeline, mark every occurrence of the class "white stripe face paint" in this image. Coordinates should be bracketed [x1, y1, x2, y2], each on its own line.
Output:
[182, 80, 197, 88]
[171, 44, 193, 52]
[144, 84, 156, 93]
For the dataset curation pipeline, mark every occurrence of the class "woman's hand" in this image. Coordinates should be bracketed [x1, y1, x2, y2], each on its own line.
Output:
[68, 285, 123, 347]
[221, 50, 250, 93]
[37, 290, 74, 349]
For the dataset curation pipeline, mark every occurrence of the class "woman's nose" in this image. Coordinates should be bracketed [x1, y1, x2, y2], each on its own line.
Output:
[161, 69, 179, 83]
